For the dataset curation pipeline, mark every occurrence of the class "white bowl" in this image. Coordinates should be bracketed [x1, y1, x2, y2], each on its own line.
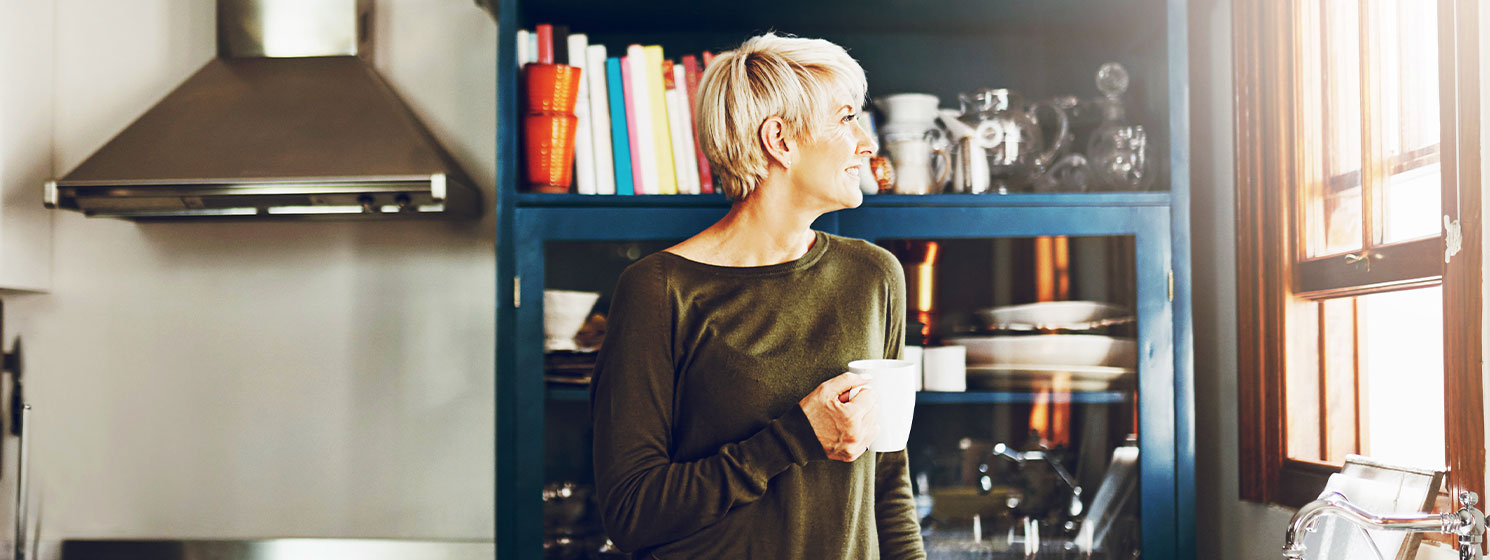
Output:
[543, 290, 600, 352]
[975, 301, 1133, 332]
[943, 334, 1137, 368]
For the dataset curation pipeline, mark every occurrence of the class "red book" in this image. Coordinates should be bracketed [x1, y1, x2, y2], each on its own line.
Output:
[682, 55, 714, 194]
[535, 24, 554, 64]
[702, 50, 715, 67]
[620, 56, 645, 194]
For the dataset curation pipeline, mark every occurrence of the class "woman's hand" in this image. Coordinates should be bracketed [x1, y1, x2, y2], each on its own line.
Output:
[798, 372, 880, 462]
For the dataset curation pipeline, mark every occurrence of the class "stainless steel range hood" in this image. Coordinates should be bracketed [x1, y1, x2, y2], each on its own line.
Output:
[45, 0, 481, 220]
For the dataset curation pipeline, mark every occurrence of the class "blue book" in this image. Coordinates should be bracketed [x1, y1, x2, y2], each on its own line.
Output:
[605, 57, 635, 195]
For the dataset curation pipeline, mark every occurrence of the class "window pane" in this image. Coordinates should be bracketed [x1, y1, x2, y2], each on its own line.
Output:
[1358, 286, 1445, 471]
[1321, 297, 1358, 463]
[1286, 299, 1323, 462]
[1303, 0, 1365, 257]
[1379, 0, 1441, 243]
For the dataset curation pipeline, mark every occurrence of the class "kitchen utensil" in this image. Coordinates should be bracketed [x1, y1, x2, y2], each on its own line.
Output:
[944, 334, 1137, 368]
[974, 301, 1134, 332]
[543, 290, 600, 352]
[903, 345, 925, 391]
[939, 109, 990, 194]
[884, 133, 950, 194]
[958, 88, 1070, 193]
[524, 63, 583, 193]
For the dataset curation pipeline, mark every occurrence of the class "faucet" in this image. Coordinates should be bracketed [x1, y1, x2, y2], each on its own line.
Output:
[1282, 490, 1487, 560]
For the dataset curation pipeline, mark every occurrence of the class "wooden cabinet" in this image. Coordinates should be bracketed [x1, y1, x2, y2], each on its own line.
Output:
[493, 0, 1194, 557]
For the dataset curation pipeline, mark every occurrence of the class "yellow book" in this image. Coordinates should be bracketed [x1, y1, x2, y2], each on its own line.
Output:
[643, 46, 678, 194]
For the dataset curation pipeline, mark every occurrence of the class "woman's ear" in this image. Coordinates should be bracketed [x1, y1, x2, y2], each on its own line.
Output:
[758, 116, 794, 170]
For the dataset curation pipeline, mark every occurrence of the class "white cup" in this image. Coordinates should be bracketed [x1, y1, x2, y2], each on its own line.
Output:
[923, 345, 967, 392]
[847, 359, 918, 452]
[902, 346, 925, 391]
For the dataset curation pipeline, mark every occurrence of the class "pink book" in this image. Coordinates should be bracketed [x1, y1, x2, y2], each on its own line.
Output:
[682, 55, 714, 194]
[620, 56, 646, 195]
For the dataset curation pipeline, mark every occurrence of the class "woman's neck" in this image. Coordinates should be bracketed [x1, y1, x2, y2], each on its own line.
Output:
[668, 183, 822, 267]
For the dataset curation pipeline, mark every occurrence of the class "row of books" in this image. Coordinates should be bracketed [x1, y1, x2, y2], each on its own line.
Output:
[517, 24, 716, 195]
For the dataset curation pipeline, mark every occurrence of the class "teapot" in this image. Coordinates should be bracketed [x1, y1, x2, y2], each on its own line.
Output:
[957, 88, 1070, 193]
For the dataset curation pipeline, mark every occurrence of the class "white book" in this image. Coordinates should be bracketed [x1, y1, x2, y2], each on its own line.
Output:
[527, 33, 538, 65]
[516, 30, 530, 69]
[664, 79, 696, 194]
[567, 34, 596, 194]
[626, 45, 659, 194]
[586, 45, 616, 195]
[670, 64, 702, 194]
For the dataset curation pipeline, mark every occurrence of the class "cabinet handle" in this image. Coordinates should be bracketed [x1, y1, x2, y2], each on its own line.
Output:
[514, 276, 521, 308]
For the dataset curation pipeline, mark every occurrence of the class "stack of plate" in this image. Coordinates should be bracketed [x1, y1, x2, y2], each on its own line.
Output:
[948, 301, 1137, 392]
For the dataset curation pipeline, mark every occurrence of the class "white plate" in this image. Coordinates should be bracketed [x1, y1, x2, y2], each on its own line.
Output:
[966, 364, 1135, 392]
[975, 301, 1133, 332]
[944, 334, 1137, 368]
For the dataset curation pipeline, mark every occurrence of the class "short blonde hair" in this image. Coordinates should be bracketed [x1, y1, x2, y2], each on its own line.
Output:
[695, 33, 868, 201]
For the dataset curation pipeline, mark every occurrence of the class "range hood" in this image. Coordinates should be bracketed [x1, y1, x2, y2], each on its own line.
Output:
[45, 0, 480, 220]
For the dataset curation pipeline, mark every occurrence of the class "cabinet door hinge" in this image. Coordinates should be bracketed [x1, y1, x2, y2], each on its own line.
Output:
[513, 276, 521, 308]
[1445, 215, 1463, 264]
[1167, 269, 1174, 302]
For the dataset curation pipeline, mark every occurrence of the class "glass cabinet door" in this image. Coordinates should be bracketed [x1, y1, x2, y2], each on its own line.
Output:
[881, 235, 1142, 559]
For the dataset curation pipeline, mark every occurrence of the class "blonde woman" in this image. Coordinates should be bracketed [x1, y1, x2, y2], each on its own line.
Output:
[591, 33, 924, 559]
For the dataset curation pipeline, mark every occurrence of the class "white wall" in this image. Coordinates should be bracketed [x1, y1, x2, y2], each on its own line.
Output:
[0, 0, 56, 292]
[2, 0, 495, 546]
[1188, 0, 1299, 558]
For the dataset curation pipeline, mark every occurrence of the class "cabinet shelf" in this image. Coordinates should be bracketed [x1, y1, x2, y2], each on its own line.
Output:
[516, 191, 1171, 209]
[546, 385, 1127, 405]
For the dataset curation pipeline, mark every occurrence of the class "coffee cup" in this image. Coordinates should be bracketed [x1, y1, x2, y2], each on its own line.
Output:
[847, 359, 918, 452]
[923, 345, 966, 392]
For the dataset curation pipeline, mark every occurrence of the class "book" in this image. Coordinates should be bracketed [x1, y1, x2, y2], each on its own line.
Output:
[567, 33, 595, 194]
[681, 55, 714, 194]
[623, 50, 654, 194]
[535, 24, 553, 64]
[622, 46, 658, 195]
[605, 57, 634, 195]
[516, 29, 530, 69]
[642, 46, 677, 194]
[527, 32, 538, 64]
[552, 25, 570, 63]
[702, 50, 715, 67]
[667, 62, 701, 194]
[586, 45, 616, 195]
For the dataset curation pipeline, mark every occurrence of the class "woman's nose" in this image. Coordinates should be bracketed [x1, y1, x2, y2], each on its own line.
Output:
[853, 121, 876, 157]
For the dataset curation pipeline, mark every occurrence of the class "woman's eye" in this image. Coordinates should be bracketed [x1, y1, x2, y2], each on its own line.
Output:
[843, 113, 856, 123]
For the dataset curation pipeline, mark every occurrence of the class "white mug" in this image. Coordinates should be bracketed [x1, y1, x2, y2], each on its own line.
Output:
[847, 359, 918, 452]
[922, 345, 967, 392]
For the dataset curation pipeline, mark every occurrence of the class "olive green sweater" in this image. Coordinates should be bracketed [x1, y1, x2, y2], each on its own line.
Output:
[590, 230, 925, 559]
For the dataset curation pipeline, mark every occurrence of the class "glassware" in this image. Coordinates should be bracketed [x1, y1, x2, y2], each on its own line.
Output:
[1086, 63, 1151, 191]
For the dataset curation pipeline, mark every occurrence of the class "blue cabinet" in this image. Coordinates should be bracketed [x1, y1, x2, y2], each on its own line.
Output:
[494, 1, 1194, 558]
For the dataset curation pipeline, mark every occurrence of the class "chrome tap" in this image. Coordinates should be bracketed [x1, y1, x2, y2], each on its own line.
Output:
[1282, 490, 1486, 560]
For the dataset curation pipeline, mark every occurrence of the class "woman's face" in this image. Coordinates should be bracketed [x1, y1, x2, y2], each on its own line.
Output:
[785, 95, 876, 211]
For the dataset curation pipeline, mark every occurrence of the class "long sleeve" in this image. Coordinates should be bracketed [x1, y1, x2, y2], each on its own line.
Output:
[589, 258, 827, 553]
[874, 256, 926, 558]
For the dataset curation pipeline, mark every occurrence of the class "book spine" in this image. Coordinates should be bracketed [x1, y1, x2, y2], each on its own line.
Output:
[586, 45, 616, 195]
[516, 30, 530, 69]
[535, 24, 553, 64]
[682, 55, 714, 194]
[527, 33, 538, 64]
[668, 63, 701, 194]
[623, 49, 655, 194]
[643, 46, 677, 195]
[606, 57, 634, 195]
[567, 34, 595, 194]
[702, 50, 714, 67]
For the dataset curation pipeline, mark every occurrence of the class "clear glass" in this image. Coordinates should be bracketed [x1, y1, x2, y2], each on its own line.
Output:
[1378, 0, 1442, 244]
[1300, 0, 1366, 258]
[543, 240, 678, 558]
[879, 236, 1141, 558]
[1359, 286, 1446, 471]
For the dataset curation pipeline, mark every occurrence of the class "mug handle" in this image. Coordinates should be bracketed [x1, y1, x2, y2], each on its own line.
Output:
[931, 146, 952, 192]
[1031, 100, 1071, 170]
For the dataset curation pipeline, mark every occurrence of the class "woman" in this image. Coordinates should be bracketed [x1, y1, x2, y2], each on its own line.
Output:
[590, 33, 924, 559]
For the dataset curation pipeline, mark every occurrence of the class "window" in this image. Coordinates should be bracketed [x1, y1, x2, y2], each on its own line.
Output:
[1234, 0, 1483, 510]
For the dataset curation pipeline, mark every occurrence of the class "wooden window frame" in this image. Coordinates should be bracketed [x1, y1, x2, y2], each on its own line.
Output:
[1234, 0, 1483, 512]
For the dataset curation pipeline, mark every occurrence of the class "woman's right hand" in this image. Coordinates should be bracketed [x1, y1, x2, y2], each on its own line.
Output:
[798, 372, 880, 462]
